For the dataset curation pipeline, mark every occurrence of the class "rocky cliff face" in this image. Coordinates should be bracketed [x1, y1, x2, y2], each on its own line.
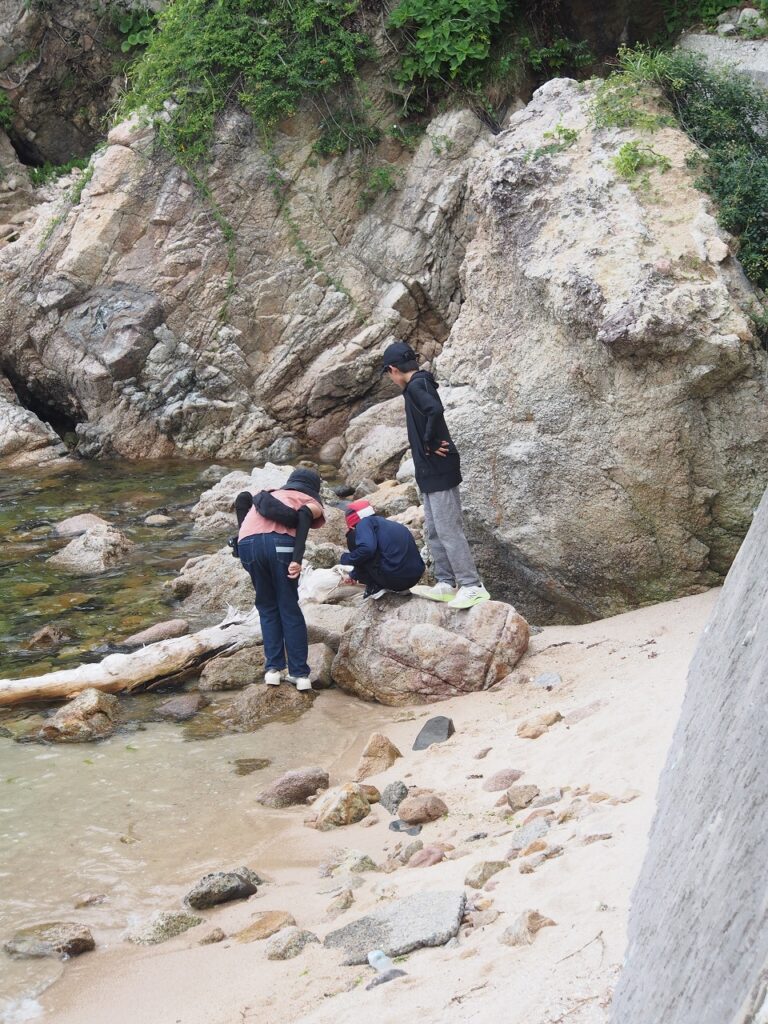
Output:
[2, 56, 767, 620]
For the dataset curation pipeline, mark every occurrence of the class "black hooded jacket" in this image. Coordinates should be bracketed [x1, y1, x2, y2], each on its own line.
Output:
[402, 370, 462, 494]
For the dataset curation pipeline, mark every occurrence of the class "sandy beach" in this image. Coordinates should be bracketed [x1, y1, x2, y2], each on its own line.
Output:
[40, 588, 718, 1024]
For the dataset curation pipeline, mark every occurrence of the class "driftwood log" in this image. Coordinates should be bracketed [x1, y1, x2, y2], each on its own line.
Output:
[0, 609, 261, 706]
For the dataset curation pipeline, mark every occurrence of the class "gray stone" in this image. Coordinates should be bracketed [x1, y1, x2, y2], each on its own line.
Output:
[184, 867, 261, 910]
[464, 860, 508, 888]
[506, 784, 540, 811]
[380, 780, 409, 816]
[265, 927, 320, 960]
[155, 693, 208, 722]
[505, 817, 551, 857]
[198, 645, 265, 691]
[144, 513, 175, 527]
[128, 911, 203, 945]
[53, 514, 110, 537]
[413, 716, 456, 750]
[324, 891, 466, 965]
[39, 689, 119, 743]
[612, 487, 768, 1024]
[256, 767, 330, 809]
[48, 526, 134, 574]
[219, 683, 314, 732]
[3, 922, 95, 959]
[366, 968, 407, 989]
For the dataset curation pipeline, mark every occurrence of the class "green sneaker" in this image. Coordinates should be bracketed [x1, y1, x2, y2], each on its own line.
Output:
[446, 585, 490, 609]
[409, 582, 458, 602]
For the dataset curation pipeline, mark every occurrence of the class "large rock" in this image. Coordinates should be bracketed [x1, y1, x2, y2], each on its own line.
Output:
[184, 867, 261, 910]
[48, 525, 133, 574]
[198, 645, 265, 691]
[0, 378, 67, 469]
[191, 464, 293, 535]
[128, 911, 203, 946]
[611, 488, 768, 1024]
[53, 513, 110, 537]
[255, 767, 330, 808]
[332, 598, 529, 705]
[304, 603, 354, 651]
[154, 693, 208, 722]
[39, 688, 119, 743]
[218, 684, 314, 732]
[397, 793, 448, 825]
[324, 890, 466, 965]
[3, 921, 95, 959]
[265, 927, 320, 961]
[165, 547, 254, 617]
[436, 77, 768, 622]
[0, 97, 485, 461]
[307, 783, 371, 831]
[340, 399, 410, 483]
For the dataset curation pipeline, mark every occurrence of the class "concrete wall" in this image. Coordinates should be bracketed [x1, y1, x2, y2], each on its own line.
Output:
[612, 487, 768, 1024]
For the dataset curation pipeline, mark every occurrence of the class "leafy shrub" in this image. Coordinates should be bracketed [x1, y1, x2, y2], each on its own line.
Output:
[611, 140, 671, 180]
[0, 93, 13, 131]
[518, 35, 592, 75]
[609, 47, 768, 289]
[388, 0, 506, 87]
[528, 122, 578, 160]
[660, 0, 737, 38]
[314, 115, 381, 158]
[29, 156, 90, 186]
[121, 0, 370, 164]
[115, 7, 157, 52]
[357, 164, 399, 209]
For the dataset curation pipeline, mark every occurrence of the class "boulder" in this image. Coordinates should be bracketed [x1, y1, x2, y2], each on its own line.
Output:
[353, 733, 402, 782]
[307, 783, 371, 831]
[307, 642, 335, 689]
[340, 399, 409, 483]
[185, 867, 261, 910]
[128, 911, 203, 945]
[122, 619, 190, 648]
[413, 716, 456, 750]
[48, 526, 134, 574]
[397, 793, 448, 824]
[3, 922, 95, 959]
[324, 890, 466, 965]
[155, 693, 209, 722]
[332, 600, 529, 705]
[192, 464, 292, 534]
[39, 689, 119, 743]
[198, 645, 265, 691]
[380, 780, 409, 816]
[364, 479, 420, 517]
[256, 767, 330, 808]
[235, 911, 296, 942]
[219, 684, 314, 732]
[164, 547, 254, 617]
[265, 926, 320, 960]
[0, 388, 68, 470]
[53, 513, 110, 537]
[304, 603, 354, 652]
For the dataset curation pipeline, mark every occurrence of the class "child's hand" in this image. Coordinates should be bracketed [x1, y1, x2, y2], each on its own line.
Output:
[288, 561, 302, 579]
[430, 440, 450, 457]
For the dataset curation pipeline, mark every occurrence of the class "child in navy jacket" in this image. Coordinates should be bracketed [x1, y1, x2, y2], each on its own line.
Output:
[340, 499, 425, 599]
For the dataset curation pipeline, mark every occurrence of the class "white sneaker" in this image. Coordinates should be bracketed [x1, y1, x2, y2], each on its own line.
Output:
[293, 677, 313, 692]
[264, 670, 282, 686]
[447, 584, 491, 609]
[410, 581, 458, 602]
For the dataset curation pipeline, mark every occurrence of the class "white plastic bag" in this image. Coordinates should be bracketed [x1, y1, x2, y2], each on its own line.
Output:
[299, 564, 360, 605]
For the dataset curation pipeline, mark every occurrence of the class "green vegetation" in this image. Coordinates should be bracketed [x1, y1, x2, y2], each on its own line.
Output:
[357, 164, 399, 209]
[0, 93, 13, 132]
[120, 0, 370, 165]
[603, 47, 768, 290]
[114, 6, 157, 52]
[313, 115, 381, 158]
[529, 122, 578, 160]
[660, 0, 735, 38]
[29, 156, 91, 187]
[611, 140, 671, 185]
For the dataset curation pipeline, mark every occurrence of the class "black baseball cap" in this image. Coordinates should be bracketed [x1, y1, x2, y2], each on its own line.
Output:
[381, 340, 418, 374]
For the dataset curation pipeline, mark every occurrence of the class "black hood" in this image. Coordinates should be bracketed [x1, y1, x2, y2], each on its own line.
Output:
[284, 467, 323, 504]
[409, 369, 439, 390]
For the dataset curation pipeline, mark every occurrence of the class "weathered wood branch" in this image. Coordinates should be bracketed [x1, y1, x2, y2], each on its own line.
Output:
[0, 608, 261, 706]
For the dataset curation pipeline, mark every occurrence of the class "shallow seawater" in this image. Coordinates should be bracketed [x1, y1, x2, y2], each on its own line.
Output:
[0, 459, 246, 678]
[0, 691, 390, 1018]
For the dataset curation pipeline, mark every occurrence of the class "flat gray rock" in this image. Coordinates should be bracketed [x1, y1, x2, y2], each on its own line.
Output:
[185, 867, 261, 910]
[324, 890, 466, 965]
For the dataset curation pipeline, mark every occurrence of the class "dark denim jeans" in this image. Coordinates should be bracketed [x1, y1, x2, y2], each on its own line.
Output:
[238, 532, 310, 678]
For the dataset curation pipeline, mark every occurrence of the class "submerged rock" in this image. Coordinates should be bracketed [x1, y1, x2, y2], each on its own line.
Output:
[39, 689, 119, 743]
[27, 624, 72, 648]
[154, 693, 209, 722]
[333, 601, 529, 706]
[185, 867, 261, 910]
[48, 526, 134, 574]
[53, 514, 111, 537]
[324, 890, 466, 965]
[3, 922, 95, 960]
[256, 767, 330, 809]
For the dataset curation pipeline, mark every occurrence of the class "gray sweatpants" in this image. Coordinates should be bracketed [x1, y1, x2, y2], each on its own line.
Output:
[422, 486, 481, 588]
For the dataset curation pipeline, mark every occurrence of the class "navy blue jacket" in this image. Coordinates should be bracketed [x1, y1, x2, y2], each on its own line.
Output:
[403, 371, 462, 494]
[340, 515, 424, 580]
